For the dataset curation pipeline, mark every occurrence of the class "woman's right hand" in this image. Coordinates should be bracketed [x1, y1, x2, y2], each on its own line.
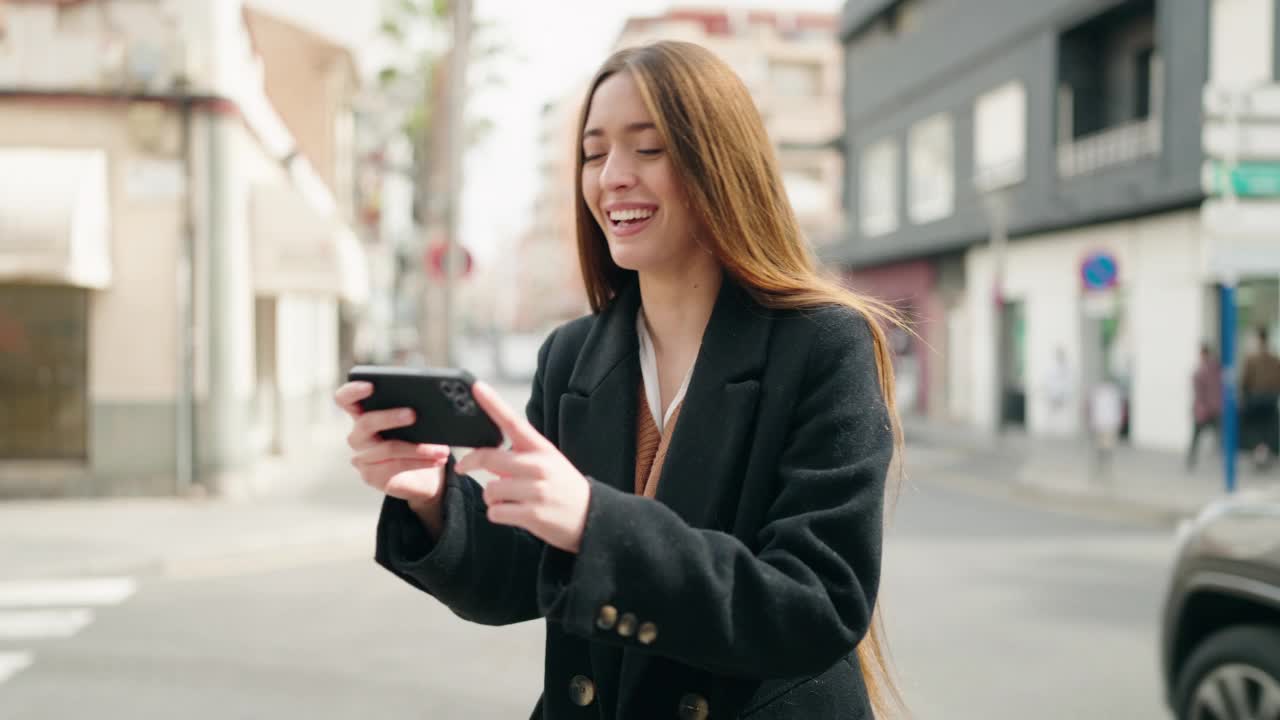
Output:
[334, 381, 452, 507]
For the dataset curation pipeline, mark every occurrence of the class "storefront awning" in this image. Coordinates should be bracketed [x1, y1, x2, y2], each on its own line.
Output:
[250, 184, 368, 304]
[0, 148, 111, 288]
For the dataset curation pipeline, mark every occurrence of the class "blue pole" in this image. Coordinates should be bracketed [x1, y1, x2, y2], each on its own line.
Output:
[1220, 283, 1238, 494]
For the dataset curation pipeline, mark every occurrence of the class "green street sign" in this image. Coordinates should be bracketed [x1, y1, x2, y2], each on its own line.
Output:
[1205, 161, 1280, 198]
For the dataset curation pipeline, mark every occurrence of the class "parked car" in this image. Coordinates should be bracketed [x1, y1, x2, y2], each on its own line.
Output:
[1161, 486, 1280, 719]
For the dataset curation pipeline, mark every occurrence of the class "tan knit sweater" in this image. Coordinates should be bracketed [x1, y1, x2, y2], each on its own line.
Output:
[634, 381, 682, 498]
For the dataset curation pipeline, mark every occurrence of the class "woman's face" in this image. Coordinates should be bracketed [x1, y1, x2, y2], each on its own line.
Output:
[581, 72, 701, 274]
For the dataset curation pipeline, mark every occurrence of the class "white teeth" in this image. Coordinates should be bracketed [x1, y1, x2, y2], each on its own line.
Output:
[608, 208, 655, 222]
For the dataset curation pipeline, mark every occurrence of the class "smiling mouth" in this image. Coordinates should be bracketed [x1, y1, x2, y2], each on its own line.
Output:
[606, 207, 656, 235]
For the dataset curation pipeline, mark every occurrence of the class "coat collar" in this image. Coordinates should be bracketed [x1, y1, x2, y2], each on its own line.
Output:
[566, 272, 771, 399]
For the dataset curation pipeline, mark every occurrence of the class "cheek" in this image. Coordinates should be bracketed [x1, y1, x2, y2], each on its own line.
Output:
[581, 170, 601, 209]
[647, 168, 682, 220]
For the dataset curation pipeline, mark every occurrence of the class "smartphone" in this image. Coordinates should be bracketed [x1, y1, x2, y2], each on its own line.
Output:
[346, 365, 504, 448]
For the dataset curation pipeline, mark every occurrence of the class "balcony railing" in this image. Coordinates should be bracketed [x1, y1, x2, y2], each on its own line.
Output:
[1057, 116, 1162, 178]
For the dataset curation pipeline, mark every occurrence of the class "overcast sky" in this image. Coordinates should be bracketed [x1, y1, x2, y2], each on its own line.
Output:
[245, 0, 846, 264]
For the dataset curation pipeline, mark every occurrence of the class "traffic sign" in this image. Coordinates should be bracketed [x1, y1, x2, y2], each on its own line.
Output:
[1080, 251, 1119, 291]
[1203, 122, 1280, 161]
[426, 242, 473, 279]
[1203, 161, 1280, 197]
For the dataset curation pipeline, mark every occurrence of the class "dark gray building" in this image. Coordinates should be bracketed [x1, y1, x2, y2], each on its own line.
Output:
[832, 0, 1206, 267]
[828, 0, 1239, 449]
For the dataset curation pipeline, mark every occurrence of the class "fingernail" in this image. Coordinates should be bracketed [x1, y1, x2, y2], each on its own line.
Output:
[401, 409, 415, 422]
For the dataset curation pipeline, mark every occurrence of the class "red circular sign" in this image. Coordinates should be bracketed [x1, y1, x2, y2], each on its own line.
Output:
[426, 243, 473, 279]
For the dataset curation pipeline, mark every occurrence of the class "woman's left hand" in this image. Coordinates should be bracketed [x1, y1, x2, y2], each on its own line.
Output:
[455, 382, 591, 554]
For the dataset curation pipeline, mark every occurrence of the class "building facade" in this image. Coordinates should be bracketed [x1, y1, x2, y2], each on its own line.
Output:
[829, 0, 1271, 452]
[0, 0, 367, 497]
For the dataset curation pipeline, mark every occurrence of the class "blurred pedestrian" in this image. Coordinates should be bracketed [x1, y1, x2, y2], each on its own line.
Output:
[1187, 342, 1222, 471]
[1089, 376, 1124, 480]
[1042, 346, 1075, 436]
[1241, 326, 1280, 469]
[335, 42, 905, 719]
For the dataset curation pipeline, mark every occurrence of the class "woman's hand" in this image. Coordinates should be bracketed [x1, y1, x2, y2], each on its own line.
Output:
[334, 381, 452, 508]
[454, 382, 591, 554]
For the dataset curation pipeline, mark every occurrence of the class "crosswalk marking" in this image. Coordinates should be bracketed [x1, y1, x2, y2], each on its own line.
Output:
[0, 577, 137, 687]
[0, 578, 136, 609]
[0, 609, 94, 639]
[0, 652, 33, 685]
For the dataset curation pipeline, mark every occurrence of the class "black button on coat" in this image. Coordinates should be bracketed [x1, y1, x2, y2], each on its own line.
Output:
[375, 277, 894, 719]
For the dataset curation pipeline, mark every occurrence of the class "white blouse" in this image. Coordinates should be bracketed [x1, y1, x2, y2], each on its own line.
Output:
[636, 306, 696, 434]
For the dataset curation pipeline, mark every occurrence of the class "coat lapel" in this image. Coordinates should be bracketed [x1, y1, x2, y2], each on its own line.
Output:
[653, 276, 769, 528]
[617, 276, 771, 708]
[557, 279, 642, 496]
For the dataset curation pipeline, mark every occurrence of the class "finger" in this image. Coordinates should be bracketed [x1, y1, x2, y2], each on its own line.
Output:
[356, 458, 437, 493]
[486, 501, 537, 529]
[471, 381, 547, 450]
[348, 407, 417, 449]
[383, 464, 446, 500]
[455, 448, 542, 478]
[334, 382, 374, 418]
[353, 440, 449, 467]
[482, 477, 545, 506]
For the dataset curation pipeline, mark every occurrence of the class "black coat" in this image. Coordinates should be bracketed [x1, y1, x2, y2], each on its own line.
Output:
[375, 278, 894, 719]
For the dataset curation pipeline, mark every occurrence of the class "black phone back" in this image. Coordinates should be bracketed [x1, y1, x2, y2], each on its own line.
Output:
[347, 365, 504, 448]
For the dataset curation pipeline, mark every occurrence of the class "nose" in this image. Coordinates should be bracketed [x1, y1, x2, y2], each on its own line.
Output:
[599, 151, 637, 192]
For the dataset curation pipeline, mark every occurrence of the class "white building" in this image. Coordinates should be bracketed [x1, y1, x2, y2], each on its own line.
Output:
[0, 0, 368, 497]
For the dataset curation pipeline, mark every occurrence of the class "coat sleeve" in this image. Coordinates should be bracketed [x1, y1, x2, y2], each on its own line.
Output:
[536, 309, 894, 678]
[372, 329, 558, 626]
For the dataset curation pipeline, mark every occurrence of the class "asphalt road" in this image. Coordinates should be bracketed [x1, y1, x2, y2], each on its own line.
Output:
[0, 447, 1179, 719]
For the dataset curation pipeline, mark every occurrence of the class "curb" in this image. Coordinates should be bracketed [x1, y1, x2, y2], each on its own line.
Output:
[910, 467, 1199, 528]
[3, 515, 377, 583]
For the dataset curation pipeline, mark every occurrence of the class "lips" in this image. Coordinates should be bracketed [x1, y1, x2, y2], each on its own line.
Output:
[603, 203, 658, 238]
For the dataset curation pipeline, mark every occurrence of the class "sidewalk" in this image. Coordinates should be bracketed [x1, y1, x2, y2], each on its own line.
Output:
[0, 443, 382, 582]
[902, 415, 1280, 525]
[0, 381, 535, 583]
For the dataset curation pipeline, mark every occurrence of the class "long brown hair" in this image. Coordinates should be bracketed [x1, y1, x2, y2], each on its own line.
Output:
[573, 41, 908, 716]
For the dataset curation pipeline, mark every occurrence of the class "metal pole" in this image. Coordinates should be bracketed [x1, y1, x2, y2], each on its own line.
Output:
[1221, 281, 1238, 493]
[443, 0, 472, 368]
[176, 88, 197, 494]
[986, 190, 1009, 435]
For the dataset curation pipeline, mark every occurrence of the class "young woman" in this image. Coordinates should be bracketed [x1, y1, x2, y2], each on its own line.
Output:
[335, 41, 904, 720]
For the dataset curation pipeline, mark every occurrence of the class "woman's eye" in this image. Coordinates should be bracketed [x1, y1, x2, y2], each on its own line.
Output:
[637, 149, 663, 156]
[583, 152, 605, 163]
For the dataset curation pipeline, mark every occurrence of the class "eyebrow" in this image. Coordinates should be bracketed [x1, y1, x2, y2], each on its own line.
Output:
[583, 122, 657, 139]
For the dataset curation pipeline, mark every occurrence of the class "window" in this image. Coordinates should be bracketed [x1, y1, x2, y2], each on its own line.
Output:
[782, 166, 827, 217]
[1134, 47, 1155, 119]
[1057, 0, 1157, 136]
[908, 113, 954, 223]
[859, 138, 899, 237]
[973, 81, 1027, 190]
[770, 60, 821, 97]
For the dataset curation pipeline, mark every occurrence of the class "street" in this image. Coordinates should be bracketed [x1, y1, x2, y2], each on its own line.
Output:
[0, 444, 1180, 720]
[885, 453, 1176, 719]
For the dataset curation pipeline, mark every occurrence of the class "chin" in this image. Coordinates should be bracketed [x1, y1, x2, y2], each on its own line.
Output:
[606, 242, 651, 273]
[608, 252, 648, 273]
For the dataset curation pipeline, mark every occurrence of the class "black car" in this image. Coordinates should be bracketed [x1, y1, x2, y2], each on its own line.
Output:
[1161, 487, 1280, 720]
